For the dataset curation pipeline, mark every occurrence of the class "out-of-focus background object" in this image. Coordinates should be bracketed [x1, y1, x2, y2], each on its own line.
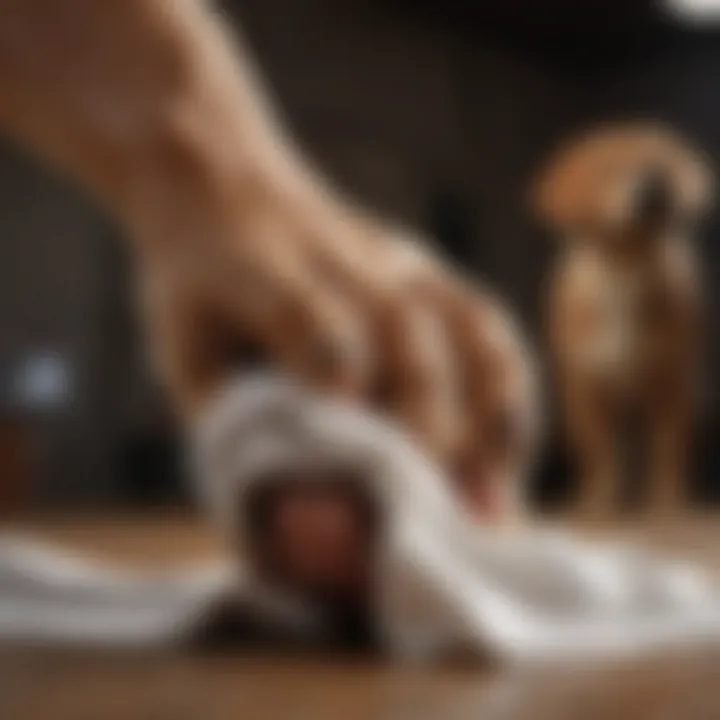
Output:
[535, 123, 710, 518]
[0, 0, 718, 512]
[667, 0, 720, 21]
[0, 414, 34, 515]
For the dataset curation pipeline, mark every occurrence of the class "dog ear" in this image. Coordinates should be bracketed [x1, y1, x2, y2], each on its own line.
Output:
[665, 133, 715, 220]
[623, 127, 714, 231]
[529, 134, 603, 239]
[531, 123, 715, 238]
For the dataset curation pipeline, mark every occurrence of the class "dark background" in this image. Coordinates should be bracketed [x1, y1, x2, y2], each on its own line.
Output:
[0, 1, 717, 510]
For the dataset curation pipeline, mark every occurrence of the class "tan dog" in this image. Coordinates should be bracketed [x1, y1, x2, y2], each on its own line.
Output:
[534, 123, 712, 520]
[0, 0, 537, 521]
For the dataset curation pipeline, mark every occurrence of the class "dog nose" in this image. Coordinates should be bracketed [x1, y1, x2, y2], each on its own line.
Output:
[632, 168, 673, 227]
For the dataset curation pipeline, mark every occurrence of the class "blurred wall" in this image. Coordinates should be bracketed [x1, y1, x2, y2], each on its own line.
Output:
[0, 1, 717, 505]
[0, 142, 148, 504]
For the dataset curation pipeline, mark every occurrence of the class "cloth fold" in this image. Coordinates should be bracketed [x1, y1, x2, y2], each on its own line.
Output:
[1, 374, 719, 665]
[0, 536, 231, 647]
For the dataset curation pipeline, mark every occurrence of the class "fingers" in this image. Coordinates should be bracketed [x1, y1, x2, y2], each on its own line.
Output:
[307, 228, 469, 464]
[370, 288, 466, 463]
[353, 240, 538, 520]
[418, 272, 539, 519]
[143, 283, 237, 415]
[219, 244, 373, 397]
[146, 240, 374, 415]
[148, 218, 537, 527]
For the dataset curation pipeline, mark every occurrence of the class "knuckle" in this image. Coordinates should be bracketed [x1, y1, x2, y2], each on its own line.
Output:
[306, 319, 373, 394]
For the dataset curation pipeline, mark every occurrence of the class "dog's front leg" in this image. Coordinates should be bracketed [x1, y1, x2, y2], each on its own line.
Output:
[564, 380, 622, 524]
[645, 384, 693, 520]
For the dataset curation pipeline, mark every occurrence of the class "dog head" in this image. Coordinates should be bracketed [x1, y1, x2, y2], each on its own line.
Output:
[532, 122, 713, 253]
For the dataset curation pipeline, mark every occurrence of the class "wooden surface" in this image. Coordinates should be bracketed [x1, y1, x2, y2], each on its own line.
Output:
[1, 513, 719, 720]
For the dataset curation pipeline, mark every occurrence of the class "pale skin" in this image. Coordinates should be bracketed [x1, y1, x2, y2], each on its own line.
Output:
[0, 0, 537, 591]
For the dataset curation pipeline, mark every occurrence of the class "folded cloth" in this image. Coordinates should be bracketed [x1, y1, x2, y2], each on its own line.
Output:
[0, 537, 231, 647]
[1, 374, 719, 665]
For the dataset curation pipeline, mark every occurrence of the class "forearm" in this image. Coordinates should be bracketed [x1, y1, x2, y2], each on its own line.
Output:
[0, 0, 323, 250]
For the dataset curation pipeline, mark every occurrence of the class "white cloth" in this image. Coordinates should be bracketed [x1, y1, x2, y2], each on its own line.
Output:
[0, 537, 229, 647]
[1, 374, 719, 665]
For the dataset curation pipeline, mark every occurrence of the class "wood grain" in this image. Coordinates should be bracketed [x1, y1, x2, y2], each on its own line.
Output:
[1, 513, 719, 720]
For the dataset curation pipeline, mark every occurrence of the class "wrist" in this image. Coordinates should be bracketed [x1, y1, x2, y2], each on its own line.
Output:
[119, 101, 280, 252]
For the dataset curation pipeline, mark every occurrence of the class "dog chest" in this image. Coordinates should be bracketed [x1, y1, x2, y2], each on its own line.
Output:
[578, 259, 652, 380]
